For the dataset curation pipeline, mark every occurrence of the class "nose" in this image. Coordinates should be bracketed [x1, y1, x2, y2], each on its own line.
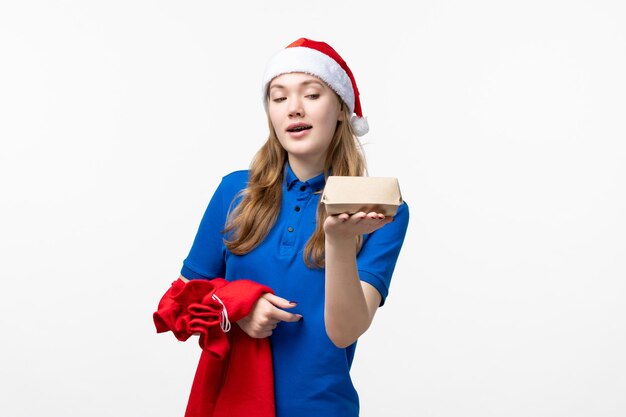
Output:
[288, 97, 304, 118]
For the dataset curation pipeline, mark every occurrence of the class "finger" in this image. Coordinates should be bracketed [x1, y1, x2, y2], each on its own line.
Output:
[257, 322, 278, 332]
[364, 215, 393, 228]
[262, 293, 298, 309]
[271, 308, 303, 323]
[366, 211, 386, 220]
[257, 316, 281, 327]
[349, 212, 368, 224]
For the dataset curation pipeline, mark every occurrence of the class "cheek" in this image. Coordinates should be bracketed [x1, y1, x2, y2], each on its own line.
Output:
[321, 106, 340, 132]
[268, 108, 282, 130]
[311, 100, 338, 127]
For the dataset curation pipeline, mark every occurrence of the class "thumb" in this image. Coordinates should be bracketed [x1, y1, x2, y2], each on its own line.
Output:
[262, 293, 297, 310]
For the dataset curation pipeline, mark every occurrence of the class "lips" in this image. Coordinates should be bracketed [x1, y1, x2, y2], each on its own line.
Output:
[286, 123, 312, 132]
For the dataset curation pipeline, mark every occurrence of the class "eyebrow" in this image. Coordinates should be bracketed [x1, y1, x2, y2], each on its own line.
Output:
[269, 79, 325, 90]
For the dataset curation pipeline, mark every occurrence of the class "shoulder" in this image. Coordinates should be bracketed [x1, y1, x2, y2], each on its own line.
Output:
[217, 170, 250, 192]
[211, 170, 250, 207]
[394, 200, 410, 224]
[221, 169, 249, 183]
[391, 199, 410, 235]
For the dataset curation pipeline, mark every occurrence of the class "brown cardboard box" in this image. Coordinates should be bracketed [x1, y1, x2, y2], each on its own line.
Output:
[321, 176, 403, 216]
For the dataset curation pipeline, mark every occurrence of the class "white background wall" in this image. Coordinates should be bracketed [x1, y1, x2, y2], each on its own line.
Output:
[1, 1, 625, 416]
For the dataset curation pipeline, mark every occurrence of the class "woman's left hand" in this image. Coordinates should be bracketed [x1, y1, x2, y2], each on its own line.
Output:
[324, 211, 393, 241]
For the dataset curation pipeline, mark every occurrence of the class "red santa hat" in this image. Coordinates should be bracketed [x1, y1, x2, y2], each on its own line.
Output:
[262, 38, 369, 136]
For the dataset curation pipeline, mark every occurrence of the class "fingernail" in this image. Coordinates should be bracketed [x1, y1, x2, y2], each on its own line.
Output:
[289, 301, 298, 305]
[297, 314, 303, 320]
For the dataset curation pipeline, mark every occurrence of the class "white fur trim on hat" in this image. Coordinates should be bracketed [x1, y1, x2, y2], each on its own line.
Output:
[350, 115, 369, 136]
[262, 47, 355, 114]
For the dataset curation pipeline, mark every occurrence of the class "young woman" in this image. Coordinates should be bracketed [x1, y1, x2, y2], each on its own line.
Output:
[178, 38, 409, 416]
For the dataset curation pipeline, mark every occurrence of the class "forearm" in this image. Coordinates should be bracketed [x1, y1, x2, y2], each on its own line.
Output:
[324, 236, 373, 348]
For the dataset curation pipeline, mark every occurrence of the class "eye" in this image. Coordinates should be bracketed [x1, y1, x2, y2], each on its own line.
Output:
[306, 94, 320, 100]
[272, 97, 286, 103]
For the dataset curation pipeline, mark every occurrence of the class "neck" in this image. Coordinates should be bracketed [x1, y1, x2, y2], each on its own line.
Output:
[288, 155, 325, 182]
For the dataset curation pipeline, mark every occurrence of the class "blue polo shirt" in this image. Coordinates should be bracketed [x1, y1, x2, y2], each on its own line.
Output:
[181, 163, 409, 417]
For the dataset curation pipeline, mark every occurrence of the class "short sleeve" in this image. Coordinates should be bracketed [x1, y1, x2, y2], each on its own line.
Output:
[356, 201, 410, 306]
[181, 172, 247, 280]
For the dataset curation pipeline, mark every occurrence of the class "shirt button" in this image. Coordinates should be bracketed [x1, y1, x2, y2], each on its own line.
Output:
[288, 226, 294, 232]
[294, 206, 300, 212]
[299, 185, 306, 191]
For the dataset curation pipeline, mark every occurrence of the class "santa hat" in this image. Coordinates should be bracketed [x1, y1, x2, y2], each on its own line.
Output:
[262, 38, 369, 136]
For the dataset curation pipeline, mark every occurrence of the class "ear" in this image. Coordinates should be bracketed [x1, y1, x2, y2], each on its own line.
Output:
[337, 102, 345, 121]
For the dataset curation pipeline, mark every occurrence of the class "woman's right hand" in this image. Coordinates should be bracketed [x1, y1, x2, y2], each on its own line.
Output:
[237, 293, 302, 338]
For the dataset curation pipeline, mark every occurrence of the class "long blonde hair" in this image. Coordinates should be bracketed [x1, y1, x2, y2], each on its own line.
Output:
[224, 103, 366, 268]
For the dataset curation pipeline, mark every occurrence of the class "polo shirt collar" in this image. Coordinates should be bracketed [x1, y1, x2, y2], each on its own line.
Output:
[284, 162, 326, 192]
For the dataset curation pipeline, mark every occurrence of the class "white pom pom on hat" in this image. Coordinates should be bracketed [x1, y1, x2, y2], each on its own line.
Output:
[262, 38, 369, 136]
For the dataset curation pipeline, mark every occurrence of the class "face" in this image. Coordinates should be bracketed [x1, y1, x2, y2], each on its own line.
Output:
[268, 72, 344, 167]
